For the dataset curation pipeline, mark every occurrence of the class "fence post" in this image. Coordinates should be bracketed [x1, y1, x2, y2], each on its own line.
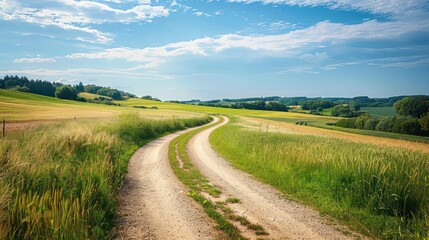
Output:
[2, 119, 5, 138]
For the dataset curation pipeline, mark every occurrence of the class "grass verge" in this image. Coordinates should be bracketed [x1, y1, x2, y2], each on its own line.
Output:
[169, 116, 268, 239]
[0, 112, 211, 239]
[210, 116, 429, 239]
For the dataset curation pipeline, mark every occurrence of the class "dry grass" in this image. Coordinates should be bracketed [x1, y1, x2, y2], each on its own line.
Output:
[0, 113, 211, 239]
[244, 117, 429, 153]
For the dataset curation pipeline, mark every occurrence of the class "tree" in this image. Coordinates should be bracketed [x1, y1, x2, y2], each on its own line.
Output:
[397, 118, 421, 135]
[394, 96, 429, 118]
[84, 84, 101, 94]
[75, 82, 84, 92]
[55, 86, 78, 100]
[355, 116, 370, 129]
[331, 105, 359, 117]
[375, 117, 394, 132]
[419, 111, 429, 131]
[363, 118, 380, 130]
[141, 95, 153, 100]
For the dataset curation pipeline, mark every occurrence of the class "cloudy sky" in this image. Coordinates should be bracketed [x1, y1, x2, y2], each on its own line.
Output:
[1, 0, 428, 100]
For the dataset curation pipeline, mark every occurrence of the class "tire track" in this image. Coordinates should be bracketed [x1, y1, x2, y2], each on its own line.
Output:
[115, 126, 217, 239]
[187, 116, 362, 240]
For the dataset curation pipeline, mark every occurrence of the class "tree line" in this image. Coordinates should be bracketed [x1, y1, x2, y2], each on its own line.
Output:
[336, 96, 429, 136]
[0, 75, 136, 102]
[198, 100, 289, 112]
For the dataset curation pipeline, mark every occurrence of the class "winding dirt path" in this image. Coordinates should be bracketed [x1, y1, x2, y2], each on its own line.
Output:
[115, 126, 217, 239]
[187, 116, 362, 240]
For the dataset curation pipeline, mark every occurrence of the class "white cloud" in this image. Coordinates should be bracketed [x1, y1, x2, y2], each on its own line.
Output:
[13, 57, 56, 63]
[64, 18, 429, 66]
[226, 0, 427, 20]
[193, 11, 211, 17]
[0, 67, 176, 80]
[0, 0, 169, 44]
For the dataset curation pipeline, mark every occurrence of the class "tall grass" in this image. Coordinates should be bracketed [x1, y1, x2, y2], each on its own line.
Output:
[210, 117, 429, 239]
[0, 112, 210, 239]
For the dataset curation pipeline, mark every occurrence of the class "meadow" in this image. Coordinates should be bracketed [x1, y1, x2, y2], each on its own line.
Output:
[0, 89, 201, 122]
[0, 113, 210, 239]
[210, 117, 429, 239]
[362, 107, 396, 117]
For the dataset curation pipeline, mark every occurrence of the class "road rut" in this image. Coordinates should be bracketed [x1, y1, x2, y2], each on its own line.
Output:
[115, 127, 216, 239]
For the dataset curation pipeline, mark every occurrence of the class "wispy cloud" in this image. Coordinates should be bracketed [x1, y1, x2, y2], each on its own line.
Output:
[0, 66, 176, 80]
[13, 57, 56, 63]
[226, 0, 427, 19]
[64, 18, 429, 66]
[0, 0, 169, 44]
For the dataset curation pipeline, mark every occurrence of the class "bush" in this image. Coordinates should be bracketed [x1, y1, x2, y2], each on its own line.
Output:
[401, 119, 421, 135]
[355, 116, 370, 129]
[55, 86, 78, 100]
[363, 118, 380, 130]
[335, 118, 356, 128]
[375, 117, 394, 132]
[10, 86, 30, 92]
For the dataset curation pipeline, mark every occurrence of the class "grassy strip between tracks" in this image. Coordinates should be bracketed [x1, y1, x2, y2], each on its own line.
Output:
[0, 112, 211, 239]
[169, 116, 269, 239]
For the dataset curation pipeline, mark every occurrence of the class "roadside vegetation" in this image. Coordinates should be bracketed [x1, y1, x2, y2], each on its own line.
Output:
[0, 113, 210, 239]
[210, 117, 429, 239]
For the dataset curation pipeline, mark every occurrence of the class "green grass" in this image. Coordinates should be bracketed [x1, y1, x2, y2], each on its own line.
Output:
[169, 117, 269, 239]
[210, 117, 429, 239]
[0, 112, 210, 239]
[261, 116, 429, 143]
[168, 117, 244, 239]
[0, 89, 201, 121]
[362, 107, 396, 117]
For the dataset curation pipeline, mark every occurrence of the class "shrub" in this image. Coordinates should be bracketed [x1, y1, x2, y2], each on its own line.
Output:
[55, 85, 78, 100]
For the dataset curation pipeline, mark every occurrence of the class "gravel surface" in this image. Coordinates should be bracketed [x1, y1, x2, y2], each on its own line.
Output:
[115, 127, 217, 240]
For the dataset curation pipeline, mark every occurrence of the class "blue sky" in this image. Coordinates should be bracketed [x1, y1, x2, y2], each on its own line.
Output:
[1, 0, 428, 100]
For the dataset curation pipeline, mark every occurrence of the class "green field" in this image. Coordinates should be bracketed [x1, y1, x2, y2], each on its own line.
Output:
[210, 117, 429, 239]
[362, 107, 396, 117]
[0, 89, 201, 121]
[261, 116, 429, 143]
[78, 92, 113, 100]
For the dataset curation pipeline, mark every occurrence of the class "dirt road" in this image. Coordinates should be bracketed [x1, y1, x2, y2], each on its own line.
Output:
[187, 116, 360, 240]
[115, 126, 217, 239]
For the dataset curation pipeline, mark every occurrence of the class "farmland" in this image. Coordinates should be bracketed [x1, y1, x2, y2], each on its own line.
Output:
[1, 90, 429, 239]
[362, 107, 396, 117]
[0, 89, 202, 122]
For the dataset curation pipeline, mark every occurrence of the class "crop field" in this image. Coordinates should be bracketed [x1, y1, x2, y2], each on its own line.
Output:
[78, 92, 113, 100]
[115, 98, 338, 122]
[0, 112, 210, 239]
[362, 107, 396, 117]
[0, 90, 202, 122]
[257, 115, 429, 143]
[210, 117, 429, 239]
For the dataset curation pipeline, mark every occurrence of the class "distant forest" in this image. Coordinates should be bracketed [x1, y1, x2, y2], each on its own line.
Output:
[179, 95, 410, 114]
[0, 75, 137, 104]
